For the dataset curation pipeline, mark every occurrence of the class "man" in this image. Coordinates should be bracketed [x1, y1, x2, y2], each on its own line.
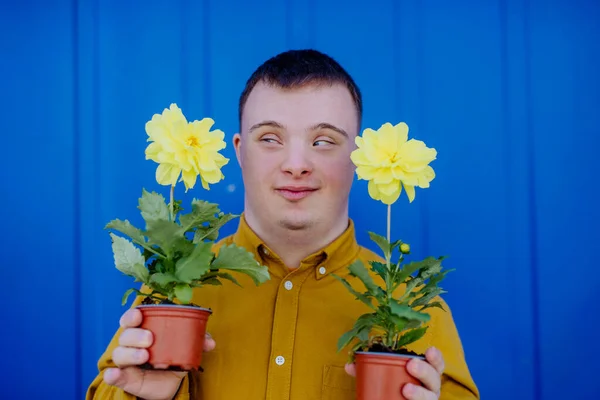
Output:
[86, 49, 479, 400]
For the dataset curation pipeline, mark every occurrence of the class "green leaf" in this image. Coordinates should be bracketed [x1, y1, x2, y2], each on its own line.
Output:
[150, 272, 179, 287]
[348, 259, 380, 296]
[418, 301, 445, 312]
[337, 313, 378, 351]
[396, 326, 428, 348]
[105, 219, 146, 244]
[211, 244, 270, 285]
[193, 213, 237, 243]
[121, 288, 136, 306]
[145, 219, 191, 258]
[175, 241, 214, 283]
[389, 300, 430, 323]
[106, 219, 166, 259]
[200, 278, 222, 286]
[174, 284, 193, 304]
[331, 274, 375, 310]
[337, 327, 360, 352]
[369, 261, 388, 282]
[179, 200, 220, 232]
[110, 233, 149, 283]
[394, 258, 437, 287]
[368, 231, 392, 260]
[200, 271, 241, 287]
[411, 288, 445, 308]
[138, 189, 169, 225]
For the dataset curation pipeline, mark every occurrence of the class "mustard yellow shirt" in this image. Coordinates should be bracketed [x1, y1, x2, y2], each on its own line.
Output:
[87, 217, 479, 399]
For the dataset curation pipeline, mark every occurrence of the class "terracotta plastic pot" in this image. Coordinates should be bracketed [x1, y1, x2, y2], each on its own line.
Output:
[137, 304, 212, 371]
[355, 351, 424, 400]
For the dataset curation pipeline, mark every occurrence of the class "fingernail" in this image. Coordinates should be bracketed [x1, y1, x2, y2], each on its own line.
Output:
[410, 361, 421, 374]
[404, 383, 415, 395]
[141, 331, 152, 345]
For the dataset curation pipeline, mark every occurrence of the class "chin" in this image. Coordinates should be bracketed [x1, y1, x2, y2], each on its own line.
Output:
[276, 211, 317, 231]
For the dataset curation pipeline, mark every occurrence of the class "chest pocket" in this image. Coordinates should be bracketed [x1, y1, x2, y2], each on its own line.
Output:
[322, 365, 356, 400]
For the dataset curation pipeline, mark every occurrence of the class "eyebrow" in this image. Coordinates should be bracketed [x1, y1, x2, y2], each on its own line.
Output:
[249, 120, 284, 133]
[249, 120, 348, 138]
[309, 122, 348, 138]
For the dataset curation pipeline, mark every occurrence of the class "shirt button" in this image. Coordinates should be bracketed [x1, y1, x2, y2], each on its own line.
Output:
[319, 266, 326, 275]
[275, 356, 285, 365]
[284, 281, 293, 290]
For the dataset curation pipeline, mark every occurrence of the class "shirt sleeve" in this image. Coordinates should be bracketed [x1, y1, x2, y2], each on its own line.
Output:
[430, 298, 480, 400]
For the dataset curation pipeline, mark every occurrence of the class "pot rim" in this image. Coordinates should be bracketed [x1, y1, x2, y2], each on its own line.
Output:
[136, 304, 213, 313]
[355, 351, 425, 360]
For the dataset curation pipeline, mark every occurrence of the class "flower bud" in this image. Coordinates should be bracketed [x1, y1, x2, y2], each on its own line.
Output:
[400, 243, 410, 254]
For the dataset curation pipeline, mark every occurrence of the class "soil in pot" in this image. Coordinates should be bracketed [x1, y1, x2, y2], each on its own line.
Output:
[355, 344, 425, 400]
[136, 298, 212, 371]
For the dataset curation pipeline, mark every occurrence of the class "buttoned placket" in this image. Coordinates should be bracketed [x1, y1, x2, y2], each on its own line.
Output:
[265, 267, 312, 400]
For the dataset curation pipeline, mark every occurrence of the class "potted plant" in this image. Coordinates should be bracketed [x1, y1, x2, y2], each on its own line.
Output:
[334, 122, 450, 400]
[105, 103, 270, 372]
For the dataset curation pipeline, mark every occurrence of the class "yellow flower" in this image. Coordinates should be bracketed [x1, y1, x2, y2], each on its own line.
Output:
[144, 104, 229, 191]
[350, 122, 436, 204]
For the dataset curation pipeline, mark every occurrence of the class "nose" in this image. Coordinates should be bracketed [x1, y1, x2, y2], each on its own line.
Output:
[281, 146, 313, 177]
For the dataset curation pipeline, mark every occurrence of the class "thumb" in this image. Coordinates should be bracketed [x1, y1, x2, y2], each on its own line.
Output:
[345, 363, 357, 377]
[104, 367, 143, 393]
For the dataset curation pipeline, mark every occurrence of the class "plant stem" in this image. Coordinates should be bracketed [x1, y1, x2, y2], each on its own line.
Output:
[387, 204, 391, 244]
[170, 184, 175, 221]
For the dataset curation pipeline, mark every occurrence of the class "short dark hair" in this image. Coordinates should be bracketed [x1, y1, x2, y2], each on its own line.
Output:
[238, 49, 362, 127]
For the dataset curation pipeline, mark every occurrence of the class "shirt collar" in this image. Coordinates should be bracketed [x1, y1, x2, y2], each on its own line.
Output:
[232, 214, 361, 279]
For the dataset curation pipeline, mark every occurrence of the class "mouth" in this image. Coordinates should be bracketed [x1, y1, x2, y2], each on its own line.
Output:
[275, 186, 318, 201]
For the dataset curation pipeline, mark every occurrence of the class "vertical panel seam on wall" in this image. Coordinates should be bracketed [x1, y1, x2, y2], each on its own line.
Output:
[307, 0, 315, 48]
[499, 0, 514, 394]
[285, 0, 293, 48]
[203, 0, 212, 117]
[415, 0, 429, 256]
[72, 0, 82, 397]
[92, 0, 102, 363]
[181, 0, 189, 107]
[524, 0, 541, 398]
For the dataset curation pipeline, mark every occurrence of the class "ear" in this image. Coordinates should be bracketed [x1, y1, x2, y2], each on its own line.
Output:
[233, 133, 242, 166]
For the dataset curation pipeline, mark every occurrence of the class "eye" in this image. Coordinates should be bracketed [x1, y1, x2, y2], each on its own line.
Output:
[259, 133, 281, 144]
[313, 138, 335, 146]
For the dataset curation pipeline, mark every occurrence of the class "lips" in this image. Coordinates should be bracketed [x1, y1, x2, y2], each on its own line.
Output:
[275, 186, 318, 201]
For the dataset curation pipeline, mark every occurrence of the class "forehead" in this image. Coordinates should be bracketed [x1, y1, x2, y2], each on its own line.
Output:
[241, 81, 359, 135]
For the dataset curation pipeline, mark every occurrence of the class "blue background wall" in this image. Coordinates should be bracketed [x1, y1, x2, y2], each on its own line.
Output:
[1, 0, 599, 399]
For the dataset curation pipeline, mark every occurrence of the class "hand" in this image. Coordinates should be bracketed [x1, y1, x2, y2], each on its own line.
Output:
[344, 347, 445, 400]
[103, 308, 216, 400]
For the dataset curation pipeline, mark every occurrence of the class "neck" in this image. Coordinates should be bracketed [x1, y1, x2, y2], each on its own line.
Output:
[244, 210, 349, 269]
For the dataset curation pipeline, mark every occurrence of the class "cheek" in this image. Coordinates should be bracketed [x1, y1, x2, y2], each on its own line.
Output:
[319, 157, 355, 189]
[242, 150, 278, 184]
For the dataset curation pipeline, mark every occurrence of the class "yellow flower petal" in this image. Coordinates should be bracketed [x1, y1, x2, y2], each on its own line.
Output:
[404, 184, 416, 203]
[181, 168, 197, 191]
[156, 163, 180, 186]
[394, 122, 409, 146]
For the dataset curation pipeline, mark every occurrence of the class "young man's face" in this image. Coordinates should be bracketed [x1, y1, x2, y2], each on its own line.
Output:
[234, 81, 359, 232]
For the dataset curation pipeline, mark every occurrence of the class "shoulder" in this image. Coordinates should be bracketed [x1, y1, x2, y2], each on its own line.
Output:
[210, 233, 236, 253]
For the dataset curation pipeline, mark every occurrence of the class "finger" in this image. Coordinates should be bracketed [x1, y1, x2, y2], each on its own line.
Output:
[402, 382, 438, 400]
[118, 328, 153, 348]
[204, 333, 216, 352]
[112, 346, 149, 367]
[344, 363, 356, 377]
[407, 358, 441, 395]
[425, 347, 445, 375]
[119, 309, 142, 329]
